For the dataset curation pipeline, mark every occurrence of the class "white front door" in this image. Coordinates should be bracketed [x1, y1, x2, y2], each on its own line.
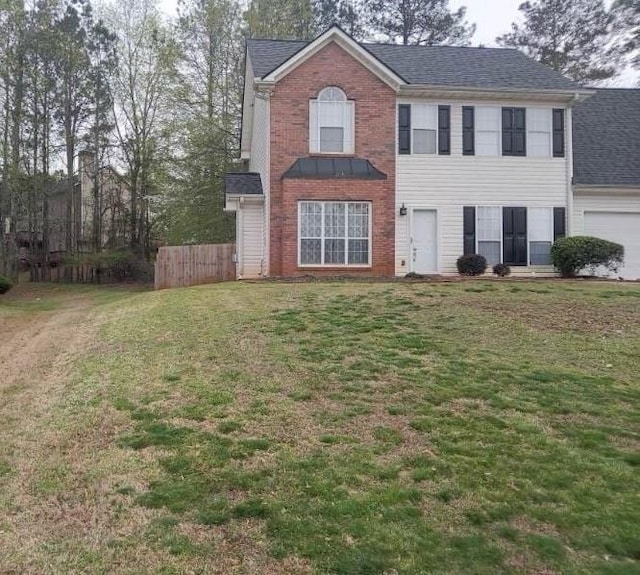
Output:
[412, 209, 438, 273]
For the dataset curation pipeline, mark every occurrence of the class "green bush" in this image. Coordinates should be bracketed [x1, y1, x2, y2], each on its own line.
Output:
[456, 254, 488, 276]
[0, 275, 13, 294]
[551, 236, 624, 278]
[492, 263, 511, 277]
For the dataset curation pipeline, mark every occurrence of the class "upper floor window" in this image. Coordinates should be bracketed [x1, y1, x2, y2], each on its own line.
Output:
[310, 86, 354, 154]
[461, 106, 565, 158]
[398, 103, 450, 155]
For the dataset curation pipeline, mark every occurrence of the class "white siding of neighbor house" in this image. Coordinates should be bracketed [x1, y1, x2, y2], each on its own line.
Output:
[396, 99, 571, 276]
[237, 200, 265, 279]
[572, 189, 640, 234]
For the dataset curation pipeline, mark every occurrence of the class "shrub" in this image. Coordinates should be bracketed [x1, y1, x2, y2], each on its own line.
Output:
[0, 275, 13, 294]
[456, 254, 488, 276]
[551, 236, 624, 278]
[492, 263, 511, 277]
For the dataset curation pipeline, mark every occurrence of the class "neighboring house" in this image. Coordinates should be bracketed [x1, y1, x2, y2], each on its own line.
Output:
[225, 25, 639, 280]
[47, 150, 130, 253]
[572, 89, 640, 279]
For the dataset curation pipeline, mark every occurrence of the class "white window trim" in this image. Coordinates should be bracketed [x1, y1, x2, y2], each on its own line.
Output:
[528, 207, 554, 265]
[309, 88, 355, 155]
[411, 103, 438, 155]
[475, 205, 503, 265]
[526, 107, 552, 158]
[298, 201, 372, 268]
[475, 106, 501, 157]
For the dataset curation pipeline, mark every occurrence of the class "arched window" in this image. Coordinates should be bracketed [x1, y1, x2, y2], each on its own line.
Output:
[310, 86, 354, 154]
[317, 86, 347, 102]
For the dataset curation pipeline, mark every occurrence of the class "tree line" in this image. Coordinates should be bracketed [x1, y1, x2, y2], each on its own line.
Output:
[0, 0, 638, 279]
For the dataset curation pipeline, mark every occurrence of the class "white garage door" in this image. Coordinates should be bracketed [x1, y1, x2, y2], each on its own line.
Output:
[583, 211, 640, 280]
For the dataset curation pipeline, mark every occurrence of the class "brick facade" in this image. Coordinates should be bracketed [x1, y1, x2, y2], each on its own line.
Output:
[269, 41, 396, 276]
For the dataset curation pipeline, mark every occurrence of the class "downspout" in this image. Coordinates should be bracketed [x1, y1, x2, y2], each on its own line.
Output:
[566, 93, 579, 237]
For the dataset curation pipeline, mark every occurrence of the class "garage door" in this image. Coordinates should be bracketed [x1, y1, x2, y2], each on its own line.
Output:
[583, 211, 640, 280]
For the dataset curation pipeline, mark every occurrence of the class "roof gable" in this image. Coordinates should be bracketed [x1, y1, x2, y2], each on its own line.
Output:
[255, 26, 406, 89]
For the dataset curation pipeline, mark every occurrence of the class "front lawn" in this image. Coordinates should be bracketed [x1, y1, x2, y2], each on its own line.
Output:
[1, 280, 639, 574]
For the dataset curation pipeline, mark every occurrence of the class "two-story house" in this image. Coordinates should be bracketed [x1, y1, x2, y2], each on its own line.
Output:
[225, 25, 639, 280]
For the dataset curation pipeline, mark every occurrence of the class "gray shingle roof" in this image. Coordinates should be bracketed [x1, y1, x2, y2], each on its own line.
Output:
[224, 172, 264, 195]
[247, 38, 579, 91]
[283, 157, 387, 179]
[573, 89, 640, 187]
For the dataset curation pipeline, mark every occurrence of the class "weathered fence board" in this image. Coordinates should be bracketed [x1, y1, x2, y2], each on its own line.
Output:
[154, 243, 236, 290]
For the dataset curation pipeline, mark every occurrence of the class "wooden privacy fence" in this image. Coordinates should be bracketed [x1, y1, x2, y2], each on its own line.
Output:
[154, 243, 236, 290]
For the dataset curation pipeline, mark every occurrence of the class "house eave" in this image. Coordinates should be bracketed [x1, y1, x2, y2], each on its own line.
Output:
[399, 85, 595, 103]
[573, 184, 640, 195]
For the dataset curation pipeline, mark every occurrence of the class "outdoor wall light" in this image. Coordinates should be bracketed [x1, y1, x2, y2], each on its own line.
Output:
[399, 203, 407, 216]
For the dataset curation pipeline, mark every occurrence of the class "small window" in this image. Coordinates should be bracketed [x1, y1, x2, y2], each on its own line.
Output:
[477, 206, 502, 266]
[412, 104, 438, 155]
[299, 201, 370, 266]
[310, 86, 354, 154]
[527, 108, 552, 157]
[475, 107, 500, 156]
[528, 207, 553, 265]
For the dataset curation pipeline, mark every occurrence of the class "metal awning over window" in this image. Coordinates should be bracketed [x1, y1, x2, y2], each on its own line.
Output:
[283, 158, 386, 180]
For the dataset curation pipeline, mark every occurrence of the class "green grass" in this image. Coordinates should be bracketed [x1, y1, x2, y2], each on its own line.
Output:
[2, 280, 640, 573]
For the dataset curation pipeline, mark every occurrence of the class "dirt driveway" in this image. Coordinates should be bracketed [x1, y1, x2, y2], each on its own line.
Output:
[0, 290, 94, 393]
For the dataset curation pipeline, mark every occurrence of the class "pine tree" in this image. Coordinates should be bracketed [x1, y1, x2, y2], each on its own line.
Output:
[613, 0, 640, 72]
[497, 0, 621, 83]
[245, 0, 317, 40]
[365, 0, 475, 46]
[314, 0, 364, 38]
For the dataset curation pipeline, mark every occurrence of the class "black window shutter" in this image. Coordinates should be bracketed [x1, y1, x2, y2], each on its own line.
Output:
[553, 109, 565, 158]
[553, 207, 566, 241]
[503, 207, 528, 265]
[502, 108, 513, 155]
[398, 104, 411, 155]
[502, 108, 526, 156]
[463, 206, 476, 255]
[438, 105, 451, 155]
[463, 106, 475, 155]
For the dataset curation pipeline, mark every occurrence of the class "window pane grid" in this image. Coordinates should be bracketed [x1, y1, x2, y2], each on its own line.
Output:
[299, 202, 370, 266]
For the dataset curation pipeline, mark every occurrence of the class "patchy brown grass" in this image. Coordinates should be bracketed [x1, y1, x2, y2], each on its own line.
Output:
[0, 280, 638, 574]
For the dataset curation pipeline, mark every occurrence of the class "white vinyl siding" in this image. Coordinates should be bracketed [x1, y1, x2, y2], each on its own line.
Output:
[299, 201, 370, 266]
[237, 202, 264, 279]
[396, 99, 570, 276]
[412, 104, 438, 154]
[573, 190, 640, 280]
[475, 106, 501, 156]
[527, 108, 552, 157]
